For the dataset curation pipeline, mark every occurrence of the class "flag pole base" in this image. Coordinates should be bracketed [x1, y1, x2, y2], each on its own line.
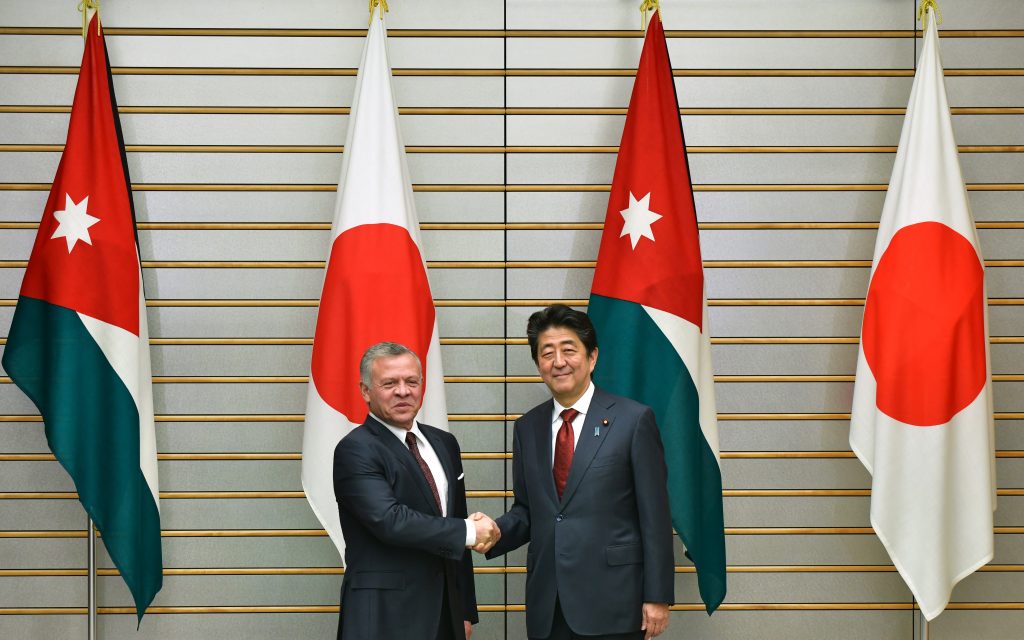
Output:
[88, 517, 96, 640]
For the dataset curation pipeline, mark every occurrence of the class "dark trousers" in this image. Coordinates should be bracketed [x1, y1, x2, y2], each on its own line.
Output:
[534, 599, 645, 640]
[436, 587, 463, 640]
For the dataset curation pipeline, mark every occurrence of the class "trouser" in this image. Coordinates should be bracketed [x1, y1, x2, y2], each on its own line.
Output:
[534, 599, 645, 640]
[436, 585, 463, 640]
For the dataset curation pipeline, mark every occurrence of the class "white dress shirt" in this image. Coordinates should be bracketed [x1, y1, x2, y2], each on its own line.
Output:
[550, 381, 596, 465]
[373, 413, 476, 547]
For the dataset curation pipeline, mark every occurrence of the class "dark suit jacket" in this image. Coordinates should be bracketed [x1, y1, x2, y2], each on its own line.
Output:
[333, 416, 478, 640]
[487, 386, 674, 638]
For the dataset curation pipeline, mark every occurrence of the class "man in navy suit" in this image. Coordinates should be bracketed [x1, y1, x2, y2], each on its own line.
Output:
[486, 305, 674, 640]
[333, 342, 500, 640]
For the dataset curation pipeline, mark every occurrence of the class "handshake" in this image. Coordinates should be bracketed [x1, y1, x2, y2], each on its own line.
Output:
[468, 512, 501, 553]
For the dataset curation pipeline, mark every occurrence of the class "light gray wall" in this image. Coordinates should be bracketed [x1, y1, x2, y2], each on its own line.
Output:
[1, 1, 1022, 638]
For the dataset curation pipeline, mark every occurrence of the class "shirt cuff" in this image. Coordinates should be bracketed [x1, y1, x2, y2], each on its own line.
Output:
[464, 519, 476, 547]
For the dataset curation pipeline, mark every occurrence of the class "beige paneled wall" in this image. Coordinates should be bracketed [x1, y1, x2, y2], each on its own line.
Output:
[1, 1, 1022, 638]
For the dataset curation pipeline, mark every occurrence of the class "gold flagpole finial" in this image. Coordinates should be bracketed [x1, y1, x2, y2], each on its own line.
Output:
[369, 0, 389, 25]
[77, 0, 101, 38]
[639, 0, 660, 31]
[917, 0, 942, 26]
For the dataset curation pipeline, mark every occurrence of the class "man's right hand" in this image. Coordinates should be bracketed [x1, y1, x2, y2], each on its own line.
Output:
[469, 512, 500, 552]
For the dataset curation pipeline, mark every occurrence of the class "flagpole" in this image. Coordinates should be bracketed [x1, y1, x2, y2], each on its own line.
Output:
[88, 517, 96, 640]
[919, 612, 929, 640]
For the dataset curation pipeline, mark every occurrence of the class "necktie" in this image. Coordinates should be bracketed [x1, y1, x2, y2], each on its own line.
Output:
[553, 408, 579, 500]
[406, 432, 443, 513]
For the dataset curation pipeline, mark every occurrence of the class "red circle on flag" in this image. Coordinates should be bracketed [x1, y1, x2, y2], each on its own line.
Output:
[862, 221, 987, 427]
[310, 223, 435, 422]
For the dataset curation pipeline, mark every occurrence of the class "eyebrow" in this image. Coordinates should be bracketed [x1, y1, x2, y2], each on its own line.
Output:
[541, 339, 578, 350]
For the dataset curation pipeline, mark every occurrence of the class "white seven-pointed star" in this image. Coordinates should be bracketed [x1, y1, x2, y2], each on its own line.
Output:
[619, 192, 663, 249]
[50, 194, 100, 253]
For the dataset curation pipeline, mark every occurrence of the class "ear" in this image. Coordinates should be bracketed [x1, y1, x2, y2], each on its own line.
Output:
[588, 347, 598, 374]
[359, 382, 371, 404]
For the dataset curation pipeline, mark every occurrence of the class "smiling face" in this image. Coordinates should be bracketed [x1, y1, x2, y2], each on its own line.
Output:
[359, 353, 423, 430]
[535, 326, 598, 407]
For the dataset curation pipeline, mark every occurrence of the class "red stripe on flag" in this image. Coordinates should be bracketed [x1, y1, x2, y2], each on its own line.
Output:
[590, 12, 703, 330]
[19, 18, 139, 336]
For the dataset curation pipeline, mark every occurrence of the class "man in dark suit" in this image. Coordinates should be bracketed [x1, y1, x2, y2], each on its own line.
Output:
[334, 342, 500, 640]
[485, 305, 674, 640]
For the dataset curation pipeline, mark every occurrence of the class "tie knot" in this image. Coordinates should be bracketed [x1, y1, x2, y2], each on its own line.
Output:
[405, 432, 417, 447]
[560, 408, 579, 424]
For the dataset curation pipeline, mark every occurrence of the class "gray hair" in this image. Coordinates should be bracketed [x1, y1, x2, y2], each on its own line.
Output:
[359, 342, 422, 386]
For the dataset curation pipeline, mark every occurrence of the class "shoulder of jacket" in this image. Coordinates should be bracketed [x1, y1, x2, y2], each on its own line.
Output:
[518, 399, 554, 424]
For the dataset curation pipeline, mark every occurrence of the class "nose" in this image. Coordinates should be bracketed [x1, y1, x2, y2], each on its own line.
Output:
[552, 350, 566, 368]
[394, 381, 412, 396]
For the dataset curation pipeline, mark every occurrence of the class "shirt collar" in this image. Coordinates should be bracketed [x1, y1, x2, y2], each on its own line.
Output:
[371, 412, 424, 444]
[552, 381, 596, 424]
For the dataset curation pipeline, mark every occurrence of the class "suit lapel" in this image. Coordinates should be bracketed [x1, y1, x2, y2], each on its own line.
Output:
[559, 388, 616, 508]
[532, 399, 560, 506]
[365, 417, 442, 516]
[421, 425, 455, 515]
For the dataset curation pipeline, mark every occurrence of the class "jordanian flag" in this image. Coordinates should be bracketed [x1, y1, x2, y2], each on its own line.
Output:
[1, 16, 162, 619]
[588, 11, 726, 613]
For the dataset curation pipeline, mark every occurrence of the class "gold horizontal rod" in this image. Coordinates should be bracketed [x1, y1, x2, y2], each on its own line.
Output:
[507, 107, 1024, 116]
[5, 488, 1024, 500]
[3, 527, 1023, 540]
[501, 183, 1024, 192]
[0, 66, 506, 77]
[6, 450, 1024, 462]
[0, 106, 508, 115]
[3, 413, 1024, 423]
[0, 336, 1011, 346]
[6, 602, 1024, 616]
[3, 27, 1024, 37]
[5, 182, 1024, 193]
[4, 373, 1023, 385]
[4, 298, 1022, 309]
[10, 564, 1024, 579]
[5, 67, 1024, 78]
[506, 69, 1024, 78]
[7, 105, 1024, 116]
[1, 259, 1022, 269]
[5, 143, 1023, 154]
[0, 452, 514, 461]
[2, 412, 1024, 423]
[0, 183, 511, 192]
[2, 222, 1024, 232]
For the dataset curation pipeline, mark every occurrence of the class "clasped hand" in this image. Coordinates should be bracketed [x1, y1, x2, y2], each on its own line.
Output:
[468, 512, 500, 553]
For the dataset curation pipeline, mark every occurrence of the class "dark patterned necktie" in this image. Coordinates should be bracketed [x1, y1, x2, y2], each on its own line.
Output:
[553, 408, 579, 500]
[406, 431, 443, 512]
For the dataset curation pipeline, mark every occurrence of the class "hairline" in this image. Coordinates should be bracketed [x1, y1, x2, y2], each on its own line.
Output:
[359, 342, 422, 387]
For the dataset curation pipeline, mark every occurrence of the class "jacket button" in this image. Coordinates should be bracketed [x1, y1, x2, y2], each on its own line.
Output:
[556, 514, 564, 522]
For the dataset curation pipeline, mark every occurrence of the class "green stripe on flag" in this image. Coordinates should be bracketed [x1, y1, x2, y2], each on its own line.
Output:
[2, 296, 162, 618]
[589, 293, 726, 613]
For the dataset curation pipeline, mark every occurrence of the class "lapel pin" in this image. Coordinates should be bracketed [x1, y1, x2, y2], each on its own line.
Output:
[596, 419, 608, 437]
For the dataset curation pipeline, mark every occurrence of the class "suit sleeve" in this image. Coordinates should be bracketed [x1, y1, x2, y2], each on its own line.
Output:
[486, 419, 531, 559]
[333, 436, 467, 560]
[632, 407, 675, 604]
[447, 433, 480, 625]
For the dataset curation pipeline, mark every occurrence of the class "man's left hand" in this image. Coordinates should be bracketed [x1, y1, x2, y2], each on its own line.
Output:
[464, 620, 473, 639]
[641, 602, 669, 639]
